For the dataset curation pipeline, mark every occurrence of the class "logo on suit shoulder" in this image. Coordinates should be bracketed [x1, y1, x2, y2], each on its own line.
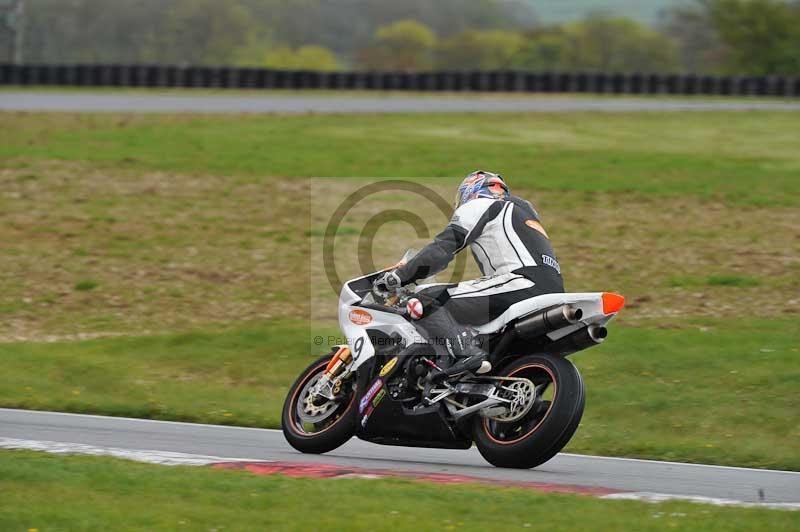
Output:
[541, 254, 561, 274]
[525, 219, 549, 238]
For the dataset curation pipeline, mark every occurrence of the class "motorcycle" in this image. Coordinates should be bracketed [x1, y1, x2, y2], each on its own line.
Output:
[282, 250, 624, 469]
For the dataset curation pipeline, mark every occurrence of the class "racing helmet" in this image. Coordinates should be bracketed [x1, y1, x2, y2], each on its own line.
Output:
[454, 170, 509, 208]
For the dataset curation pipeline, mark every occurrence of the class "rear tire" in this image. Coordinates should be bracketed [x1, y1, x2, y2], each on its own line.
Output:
[474, 354, 585, 469]
[281, 353, 358, 454]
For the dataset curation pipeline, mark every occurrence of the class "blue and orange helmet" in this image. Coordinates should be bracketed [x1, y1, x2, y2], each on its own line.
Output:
[454, 170, 509, 208]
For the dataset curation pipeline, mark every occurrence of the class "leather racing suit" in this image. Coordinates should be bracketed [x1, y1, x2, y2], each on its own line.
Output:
[394, 194, 564, 364]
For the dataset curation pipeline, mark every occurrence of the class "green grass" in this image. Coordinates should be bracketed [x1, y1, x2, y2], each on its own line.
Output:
[1, 112, 797, 337]
[1, 451, 796, 532]
[0, 321, 315, 428]
[706, 274, 763, 287]
[569, 317, 800, 469]
[3, 167, 796, 339]
[668, 274, 764, 288]
[1, 112, 799, 205]
[73, 279, 99, 292]
[0, 110, 797, 471]
[1, 317, 798, 470]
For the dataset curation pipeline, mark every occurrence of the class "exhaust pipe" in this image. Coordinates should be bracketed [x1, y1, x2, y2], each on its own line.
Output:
[588, 325, 608, 341]
[547, 325, 607, 356]
[489, 305, 591, 359]
[514, 304, 583, 340]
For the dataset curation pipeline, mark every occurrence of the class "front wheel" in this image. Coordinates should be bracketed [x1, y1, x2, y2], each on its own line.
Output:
[281, 353, 358, 454]
[474, 354, 585, 469]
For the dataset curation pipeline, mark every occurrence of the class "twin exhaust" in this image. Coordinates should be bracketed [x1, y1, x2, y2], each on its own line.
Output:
[547, 322, 608, 356]
[514, 305, 584, 338]
[511, 304, 607, 356]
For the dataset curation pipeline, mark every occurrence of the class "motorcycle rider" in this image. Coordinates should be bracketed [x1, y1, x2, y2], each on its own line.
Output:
[373, 171, 564, 381]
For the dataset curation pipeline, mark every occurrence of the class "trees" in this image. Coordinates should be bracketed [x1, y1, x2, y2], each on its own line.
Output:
[358, 19, 437, 70]
[512, 16, 680, 73]
[21, 0, 167, 63]
[706, 0, 800, 74]
[360, 14, 679, 73]
[436, 30, 525, 70]
[660, 0, 800, 75]
[513, 28, 570, 71]
[263, 45, 339, 71]
[153, 0, 257, 65]
[241, 0, 536, 64]
[559, 14, 679, 72]
[11, 0, 800, 75]
[660, 4, 726, 74]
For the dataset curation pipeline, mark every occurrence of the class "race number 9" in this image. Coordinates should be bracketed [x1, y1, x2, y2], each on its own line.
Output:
[353, 336, 365, 360]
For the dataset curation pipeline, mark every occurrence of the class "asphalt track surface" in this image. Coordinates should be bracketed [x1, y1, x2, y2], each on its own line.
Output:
[2, 91, 800, 113]
[1, 408, 798, 505]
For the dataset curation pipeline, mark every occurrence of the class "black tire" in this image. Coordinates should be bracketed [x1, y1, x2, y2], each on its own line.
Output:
[281, 353, 358, 454]
[473, 354, 585, 469]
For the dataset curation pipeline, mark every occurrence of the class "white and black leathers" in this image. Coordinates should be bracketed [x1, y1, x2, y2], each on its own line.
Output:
[396, 194, 564, 326]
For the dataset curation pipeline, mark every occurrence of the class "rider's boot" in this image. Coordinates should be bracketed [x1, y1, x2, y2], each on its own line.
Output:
[428, 340, 491, 382]
[430, 329, 492, 382]
[415, 305, 492, 384]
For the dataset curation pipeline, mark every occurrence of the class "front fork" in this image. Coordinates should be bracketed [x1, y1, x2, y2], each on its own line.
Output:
[311, 347, 353, 400]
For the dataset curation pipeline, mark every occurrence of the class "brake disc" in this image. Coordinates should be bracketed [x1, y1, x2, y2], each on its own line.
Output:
[485, 377, 537, 423]
[296, 374, 340, 424]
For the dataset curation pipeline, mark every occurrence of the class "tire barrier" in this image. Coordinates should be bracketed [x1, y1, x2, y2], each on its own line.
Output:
[1, 64, 798, 97]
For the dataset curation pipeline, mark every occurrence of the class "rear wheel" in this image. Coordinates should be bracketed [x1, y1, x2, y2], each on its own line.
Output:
[281, 353, 358, 454]
[474, 354, 584, 469]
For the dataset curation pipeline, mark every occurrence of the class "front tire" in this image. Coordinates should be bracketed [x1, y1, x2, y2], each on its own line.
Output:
[281, 353, 358, 454]
[474, 354, 585, 469]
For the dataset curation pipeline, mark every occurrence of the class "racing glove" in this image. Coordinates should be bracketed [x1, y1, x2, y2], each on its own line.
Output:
[373, 270, 402, 296]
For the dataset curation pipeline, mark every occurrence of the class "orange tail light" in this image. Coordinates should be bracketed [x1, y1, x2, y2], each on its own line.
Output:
[602, 292, 625, 315]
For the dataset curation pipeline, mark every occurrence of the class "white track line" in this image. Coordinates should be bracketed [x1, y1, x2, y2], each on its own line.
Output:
[602, 492, 800, 511]
[558, 452, 800, 476]
[2, 408, 797, 476]
[2, 434, 798, 511]
[0, 407, 271, 432]
[0, 437, 269, 467]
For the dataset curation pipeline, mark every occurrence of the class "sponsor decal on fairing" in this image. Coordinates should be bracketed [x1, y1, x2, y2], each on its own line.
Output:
[371, 388, 386, 408]
[348, 309, 373, 325]
[360, 404, 374, 427]
[379, 356, 399, 377]
[359, 378, 383, 413]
